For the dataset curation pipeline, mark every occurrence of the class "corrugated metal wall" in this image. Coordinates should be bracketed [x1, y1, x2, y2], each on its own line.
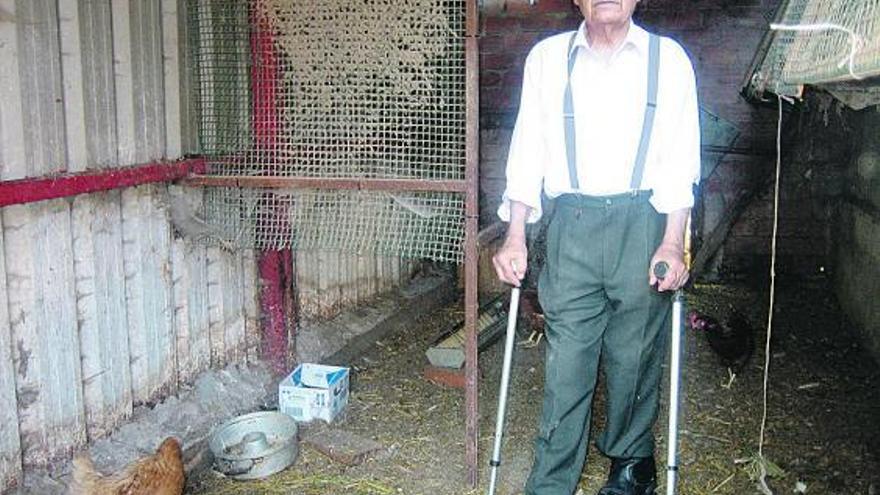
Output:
[0, 1, 415, 489]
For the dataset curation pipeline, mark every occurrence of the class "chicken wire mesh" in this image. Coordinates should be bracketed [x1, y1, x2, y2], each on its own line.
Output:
[186, 0, 468, 262]
[750, 0, 880, 97]
[202, 188, 465, 261]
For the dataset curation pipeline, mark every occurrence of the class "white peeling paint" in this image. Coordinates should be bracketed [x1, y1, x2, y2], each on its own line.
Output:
[111, 0, 136, 165]
[73, 193, 133, 439]
[226, 250, 247, 365]
[0, 209, 22, 492]
[243, 248, 260, 363]
[130, 0, 166, 162]
[78, 0, 117, 168]
[122, 186, 175, 405]
[162, 0, 183, 159]
[58, 0, 88, 172]
[0, 0, 26, 182]
[207, 246, 226, 367]
[5, 202, 86, 467]
[17, 0, 65, 177]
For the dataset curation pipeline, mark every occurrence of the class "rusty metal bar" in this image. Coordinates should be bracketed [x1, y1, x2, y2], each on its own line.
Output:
[464, 0, 480, 487]
[182, 175, 469, 193]
[0, 158, 206, 207]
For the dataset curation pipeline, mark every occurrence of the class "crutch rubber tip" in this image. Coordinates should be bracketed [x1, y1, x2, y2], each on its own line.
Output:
[489, 460, 501, 467]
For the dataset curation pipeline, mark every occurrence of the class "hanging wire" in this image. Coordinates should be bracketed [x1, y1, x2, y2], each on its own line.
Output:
[751, 94, 790, 495]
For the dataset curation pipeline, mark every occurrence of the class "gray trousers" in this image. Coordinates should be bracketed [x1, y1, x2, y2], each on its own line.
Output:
[524, 192, 671, 495]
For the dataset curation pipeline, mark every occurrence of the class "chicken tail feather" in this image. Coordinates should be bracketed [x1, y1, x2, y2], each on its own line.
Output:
[70, 453, 102, 494]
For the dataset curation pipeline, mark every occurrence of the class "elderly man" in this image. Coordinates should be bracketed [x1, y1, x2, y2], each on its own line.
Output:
[492, 0, 700, 494]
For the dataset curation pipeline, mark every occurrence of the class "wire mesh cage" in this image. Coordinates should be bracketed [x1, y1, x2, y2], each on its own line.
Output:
[203, 187, 466, 262]
[186, 0, 468, 262]
[750, 0, 880, 97]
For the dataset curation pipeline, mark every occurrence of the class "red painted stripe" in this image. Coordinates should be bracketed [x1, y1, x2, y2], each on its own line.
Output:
[0, 158, 206, 207]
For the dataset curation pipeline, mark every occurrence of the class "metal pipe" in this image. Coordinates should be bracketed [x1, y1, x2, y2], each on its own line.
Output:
[487, 286, 520, 495]
[251, 0, 291, 375]
[465, 0, 481, 487]
[653, 261, 685, 495]
[0, 158, 206, 207]
[666, 290, 683, 495]
[182, 175, 469, 193]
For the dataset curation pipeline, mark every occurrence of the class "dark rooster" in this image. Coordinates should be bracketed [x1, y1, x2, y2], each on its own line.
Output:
[518, 289, 545, 348]
[688, 310, 755, 388]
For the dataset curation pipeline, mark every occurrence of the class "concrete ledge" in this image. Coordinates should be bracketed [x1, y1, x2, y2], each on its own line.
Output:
[297, 273, 458, 367]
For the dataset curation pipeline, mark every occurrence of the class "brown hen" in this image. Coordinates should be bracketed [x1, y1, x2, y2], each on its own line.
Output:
[69, 437, 185, 495]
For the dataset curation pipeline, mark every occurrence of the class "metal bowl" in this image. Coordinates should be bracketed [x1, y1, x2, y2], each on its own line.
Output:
[209, 411, 298, 480]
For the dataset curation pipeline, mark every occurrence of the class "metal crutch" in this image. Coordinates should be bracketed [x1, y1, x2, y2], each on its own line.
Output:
[653, 261, 685, 495]
[487, 269, 522, 495]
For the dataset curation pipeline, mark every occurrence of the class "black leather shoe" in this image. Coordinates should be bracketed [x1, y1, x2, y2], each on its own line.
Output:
[597, 457, 657, 495]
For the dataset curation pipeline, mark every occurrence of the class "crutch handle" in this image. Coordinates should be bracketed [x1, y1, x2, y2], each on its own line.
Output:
[653, 261, 669, 280]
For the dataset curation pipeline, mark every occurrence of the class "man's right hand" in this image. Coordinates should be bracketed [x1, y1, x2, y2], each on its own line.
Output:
[493, 235, 527, 287]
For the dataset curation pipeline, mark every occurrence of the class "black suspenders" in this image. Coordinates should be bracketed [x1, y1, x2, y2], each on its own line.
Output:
[563, 31, 661, 192]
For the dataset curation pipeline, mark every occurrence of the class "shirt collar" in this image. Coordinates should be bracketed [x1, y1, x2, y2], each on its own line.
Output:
[570, 20, 649, 58]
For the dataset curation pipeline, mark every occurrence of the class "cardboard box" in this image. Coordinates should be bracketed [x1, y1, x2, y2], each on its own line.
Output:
[279, 363, 350, 423]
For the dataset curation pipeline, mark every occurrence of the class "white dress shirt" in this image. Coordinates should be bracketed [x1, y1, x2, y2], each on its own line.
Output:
[498, 21, 701, 223]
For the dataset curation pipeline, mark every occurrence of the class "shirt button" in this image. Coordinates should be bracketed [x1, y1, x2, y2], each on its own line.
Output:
[605, 199, 612, 206]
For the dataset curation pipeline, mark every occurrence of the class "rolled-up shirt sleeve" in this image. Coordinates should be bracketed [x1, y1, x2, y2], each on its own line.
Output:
[497, 48, 547, 224]
[649, 44, 701, 214]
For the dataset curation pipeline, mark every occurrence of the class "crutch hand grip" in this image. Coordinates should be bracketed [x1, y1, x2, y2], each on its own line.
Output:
[653, 261, 669, 280]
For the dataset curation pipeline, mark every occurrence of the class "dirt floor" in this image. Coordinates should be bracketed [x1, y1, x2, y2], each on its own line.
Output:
[191, 275, 880, 495]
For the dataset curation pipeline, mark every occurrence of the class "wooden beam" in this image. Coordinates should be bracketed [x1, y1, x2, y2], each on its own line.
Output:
[691, 169, 774, 280]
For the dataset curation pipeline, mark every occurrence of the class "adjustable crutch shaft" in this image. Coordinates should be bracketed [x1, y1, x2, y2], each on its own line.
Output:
[653, 261, 684, 495]
[666, 290, 683, 495]
[487, 286, 521, 495]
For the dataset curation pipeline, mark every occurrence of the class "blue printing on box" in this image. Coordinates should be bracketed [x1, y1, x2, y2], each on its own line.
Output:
[291, 366, 347, 388]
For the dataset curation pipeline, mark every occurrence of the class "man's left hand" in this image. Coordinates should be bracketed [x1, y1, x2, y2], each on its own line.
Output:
[649, 242, 689, 292]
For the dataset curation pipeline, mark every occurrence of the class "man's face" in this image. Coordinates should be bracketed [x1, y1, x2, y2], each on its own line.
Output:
[573, 0, 639, 27]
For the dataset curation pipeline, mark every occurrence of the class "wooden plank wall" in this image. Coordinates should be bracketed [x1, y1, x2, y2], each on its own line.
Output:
[0, 0, 258, 488]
